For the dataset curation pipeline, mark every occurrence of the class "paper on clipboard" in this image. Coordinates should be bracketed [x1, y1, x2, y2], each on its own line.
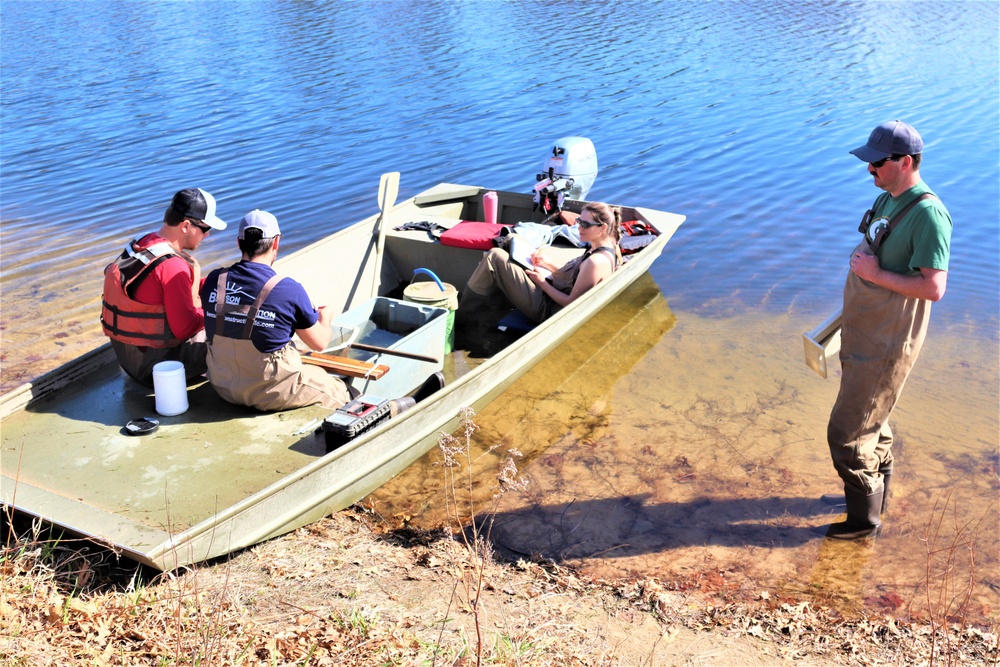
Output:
[508, 235, 552, 279]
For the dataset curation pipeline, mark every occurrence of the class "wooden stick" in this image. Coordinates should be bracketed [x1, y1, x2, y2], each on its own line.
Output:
[349, 342, 439, 364]
[301, 352, 389, 379]
[372, 172, 399, 298]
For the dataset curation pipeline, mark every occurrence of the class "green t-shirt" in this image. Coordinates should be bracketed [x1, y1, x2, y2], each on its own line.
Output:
[869, 182, 952, 276]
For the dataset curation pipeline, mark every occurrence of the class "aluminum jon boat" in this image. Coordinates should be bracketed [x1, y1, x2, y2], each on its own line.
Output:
[1, 179, 685, 570]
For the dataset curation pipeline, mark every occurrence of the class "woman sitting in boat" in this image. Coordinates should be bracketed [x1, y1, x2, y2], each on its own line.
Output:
[457, 201, 622, 328]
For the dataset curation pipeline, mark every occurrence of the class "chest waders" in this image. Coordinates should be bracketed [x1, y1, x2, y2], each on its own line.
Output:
[824, 214, 933, 540]
[206, 270, 350, 412]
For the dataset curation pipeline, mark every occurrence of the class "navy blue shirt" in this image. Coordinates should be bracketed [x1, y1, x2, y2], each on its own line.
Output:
[201, 260, 318, 353]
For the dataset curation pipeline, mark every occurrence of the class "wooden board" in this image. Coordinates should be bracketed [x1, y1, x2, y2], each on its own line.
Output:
[301, 352, 390, 379]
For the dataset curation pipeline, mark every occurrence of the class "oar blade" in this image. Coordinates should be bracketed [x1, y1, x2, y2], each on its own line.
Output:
[378, 172, 400, 212]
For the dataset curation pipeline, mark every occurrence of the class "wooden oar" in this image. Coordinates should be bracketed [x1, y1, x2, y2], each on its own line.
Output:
[349, 342, 439, 364]
[323, 323, 439, 364]
[371, 172, 400, 298]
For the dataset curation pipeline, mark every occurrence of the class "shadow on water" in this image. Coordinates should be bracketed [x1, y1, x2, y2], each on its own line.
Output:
[364, 272, 678, 515]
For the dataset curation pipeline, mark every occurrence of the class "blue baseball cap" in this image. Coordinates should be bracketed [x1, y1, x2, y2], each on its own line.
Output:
[850, 120, 923, 162]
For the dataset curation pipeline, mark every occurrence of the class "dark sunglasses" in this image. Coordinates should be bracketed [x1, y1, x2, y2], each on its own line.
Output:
[870, 155, 904, 169]
[578, 219, 605, 229]
[189, 219, 212, 234]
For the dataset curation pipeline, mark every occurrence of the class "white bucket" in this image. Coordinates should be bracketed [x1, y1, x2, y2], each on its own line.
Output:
[152, 360, 189, 416]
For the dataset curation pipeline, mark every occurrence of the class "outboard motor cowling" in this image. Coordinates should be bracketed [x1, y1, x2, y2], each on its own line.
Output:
[533, 136, 598, 214]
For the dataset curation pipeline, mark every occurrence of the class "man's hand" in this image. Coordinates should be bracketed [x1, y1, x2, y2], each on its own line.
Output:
[850, 251, 948, 301]
[297, 305, 335, 351]
[316, 305, 334, 326]
[850, 250, 880, 282]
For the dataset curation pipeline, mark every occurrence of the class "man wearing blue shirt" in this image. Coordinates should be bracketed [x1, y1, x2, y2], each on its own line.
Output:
[201, 210, 352, 411]
[824, 120, 952, 540]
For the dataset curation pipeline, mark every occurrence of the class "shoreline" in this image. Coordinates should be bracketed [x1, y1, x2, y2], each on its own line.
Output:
[3, 509, 996, 666]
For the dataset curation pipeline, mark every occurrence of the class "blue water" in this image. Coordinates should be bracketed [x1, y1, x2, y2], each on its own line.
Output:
[2, 0, 997, 336]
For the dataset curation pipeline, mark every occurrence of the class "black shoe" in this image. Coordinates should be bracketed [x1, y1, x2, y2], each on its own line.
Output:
[389, 372, 445, 419]
[825, 519, 879, 540]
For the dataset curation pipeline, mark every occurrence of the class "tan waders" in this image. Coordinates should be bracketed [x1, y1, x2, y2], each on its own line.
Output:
[207, 336, 350, 412]
[464, 247, 553, 322]
[206, 271, 350, 412]
[825, 246, 930, 539]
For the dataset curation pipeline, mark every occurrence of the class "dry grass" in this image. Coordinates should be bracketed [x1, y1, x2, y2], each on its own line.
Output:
[2, 510, 998, 666]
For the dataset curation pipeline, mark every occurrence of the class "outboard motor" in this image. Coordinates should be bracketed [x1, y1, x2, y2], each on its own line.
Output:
[533, 136, 598, 214]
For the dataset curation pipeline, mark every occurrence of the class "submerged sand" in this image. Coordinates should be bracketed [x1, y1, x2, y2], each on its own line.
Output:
[366, 300, 999, 629]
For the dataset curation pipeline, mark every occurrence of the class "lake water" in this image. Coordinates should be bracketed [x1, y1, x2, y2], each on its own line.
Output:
[2, 1, 997, 628]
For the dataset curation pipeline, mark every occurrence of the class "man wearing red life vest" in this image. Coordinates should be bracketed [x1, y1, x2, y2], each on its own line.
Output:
[101, 188, 227, 385]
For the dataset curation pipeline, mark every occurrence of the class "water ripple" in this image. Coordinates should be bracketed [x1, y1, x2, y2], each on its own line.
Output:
[1, 0, 997, 336]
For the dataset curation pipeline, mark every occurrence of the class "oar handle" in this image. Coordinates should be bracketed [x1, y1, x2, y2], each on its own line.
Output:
[350, 342, 439, 364]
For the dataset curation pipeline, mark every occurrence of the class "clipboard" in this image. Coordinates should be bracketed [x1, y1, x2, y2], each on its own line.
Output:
[802, 308, 843, 379]
[508, 235, 552, 279]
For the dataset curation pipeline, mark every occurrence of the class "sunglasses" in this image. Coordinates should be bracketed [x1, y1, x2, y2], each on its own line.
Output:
[189, 219, 212, 234]
[870, 155, 904, 169]
[578, 218, 605, 229]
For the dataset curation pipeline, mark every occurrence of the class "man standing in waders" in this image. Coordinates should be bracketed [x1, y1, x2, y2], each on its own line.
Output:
[824, 120, 952, 540]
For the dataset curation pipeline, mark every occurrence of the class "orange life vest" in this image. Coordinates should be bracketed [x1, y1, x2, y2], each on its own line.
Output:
[100, 241, 182, 348]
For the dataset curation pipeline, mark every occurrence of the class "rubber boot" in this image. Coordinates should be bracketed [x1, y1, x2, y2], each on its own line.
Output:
[825, 487, 882, 540]
[880, 466, 892, 515]
[389, 396, 416, 417]
[821, 463, 893, 514]
[411, 371, 445, 403]
[388, 372, 446, 418]
[455, 290, 488, 351]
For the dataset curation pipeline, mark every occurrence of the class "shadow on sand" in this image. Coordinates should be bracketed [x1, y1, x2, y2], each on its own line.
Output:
[487, 493, 838, 562]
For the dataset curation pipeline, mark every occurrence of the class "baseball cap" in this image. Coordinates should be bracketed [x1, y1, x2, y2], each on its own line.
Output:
[169, 188, 227, 230]
[238, 209, 281, 239]
[850, 120, 923, 162]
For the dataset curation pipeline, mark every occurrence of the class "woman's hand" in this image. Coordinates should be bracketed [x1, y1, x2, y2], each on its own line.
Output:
[529, 248, 558, 272]
[525, 268, 546, 286]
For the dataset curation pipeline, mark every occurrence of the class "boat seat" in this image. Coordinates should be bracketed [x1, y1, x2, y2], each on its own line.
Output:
[497, 309, 537, 333]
